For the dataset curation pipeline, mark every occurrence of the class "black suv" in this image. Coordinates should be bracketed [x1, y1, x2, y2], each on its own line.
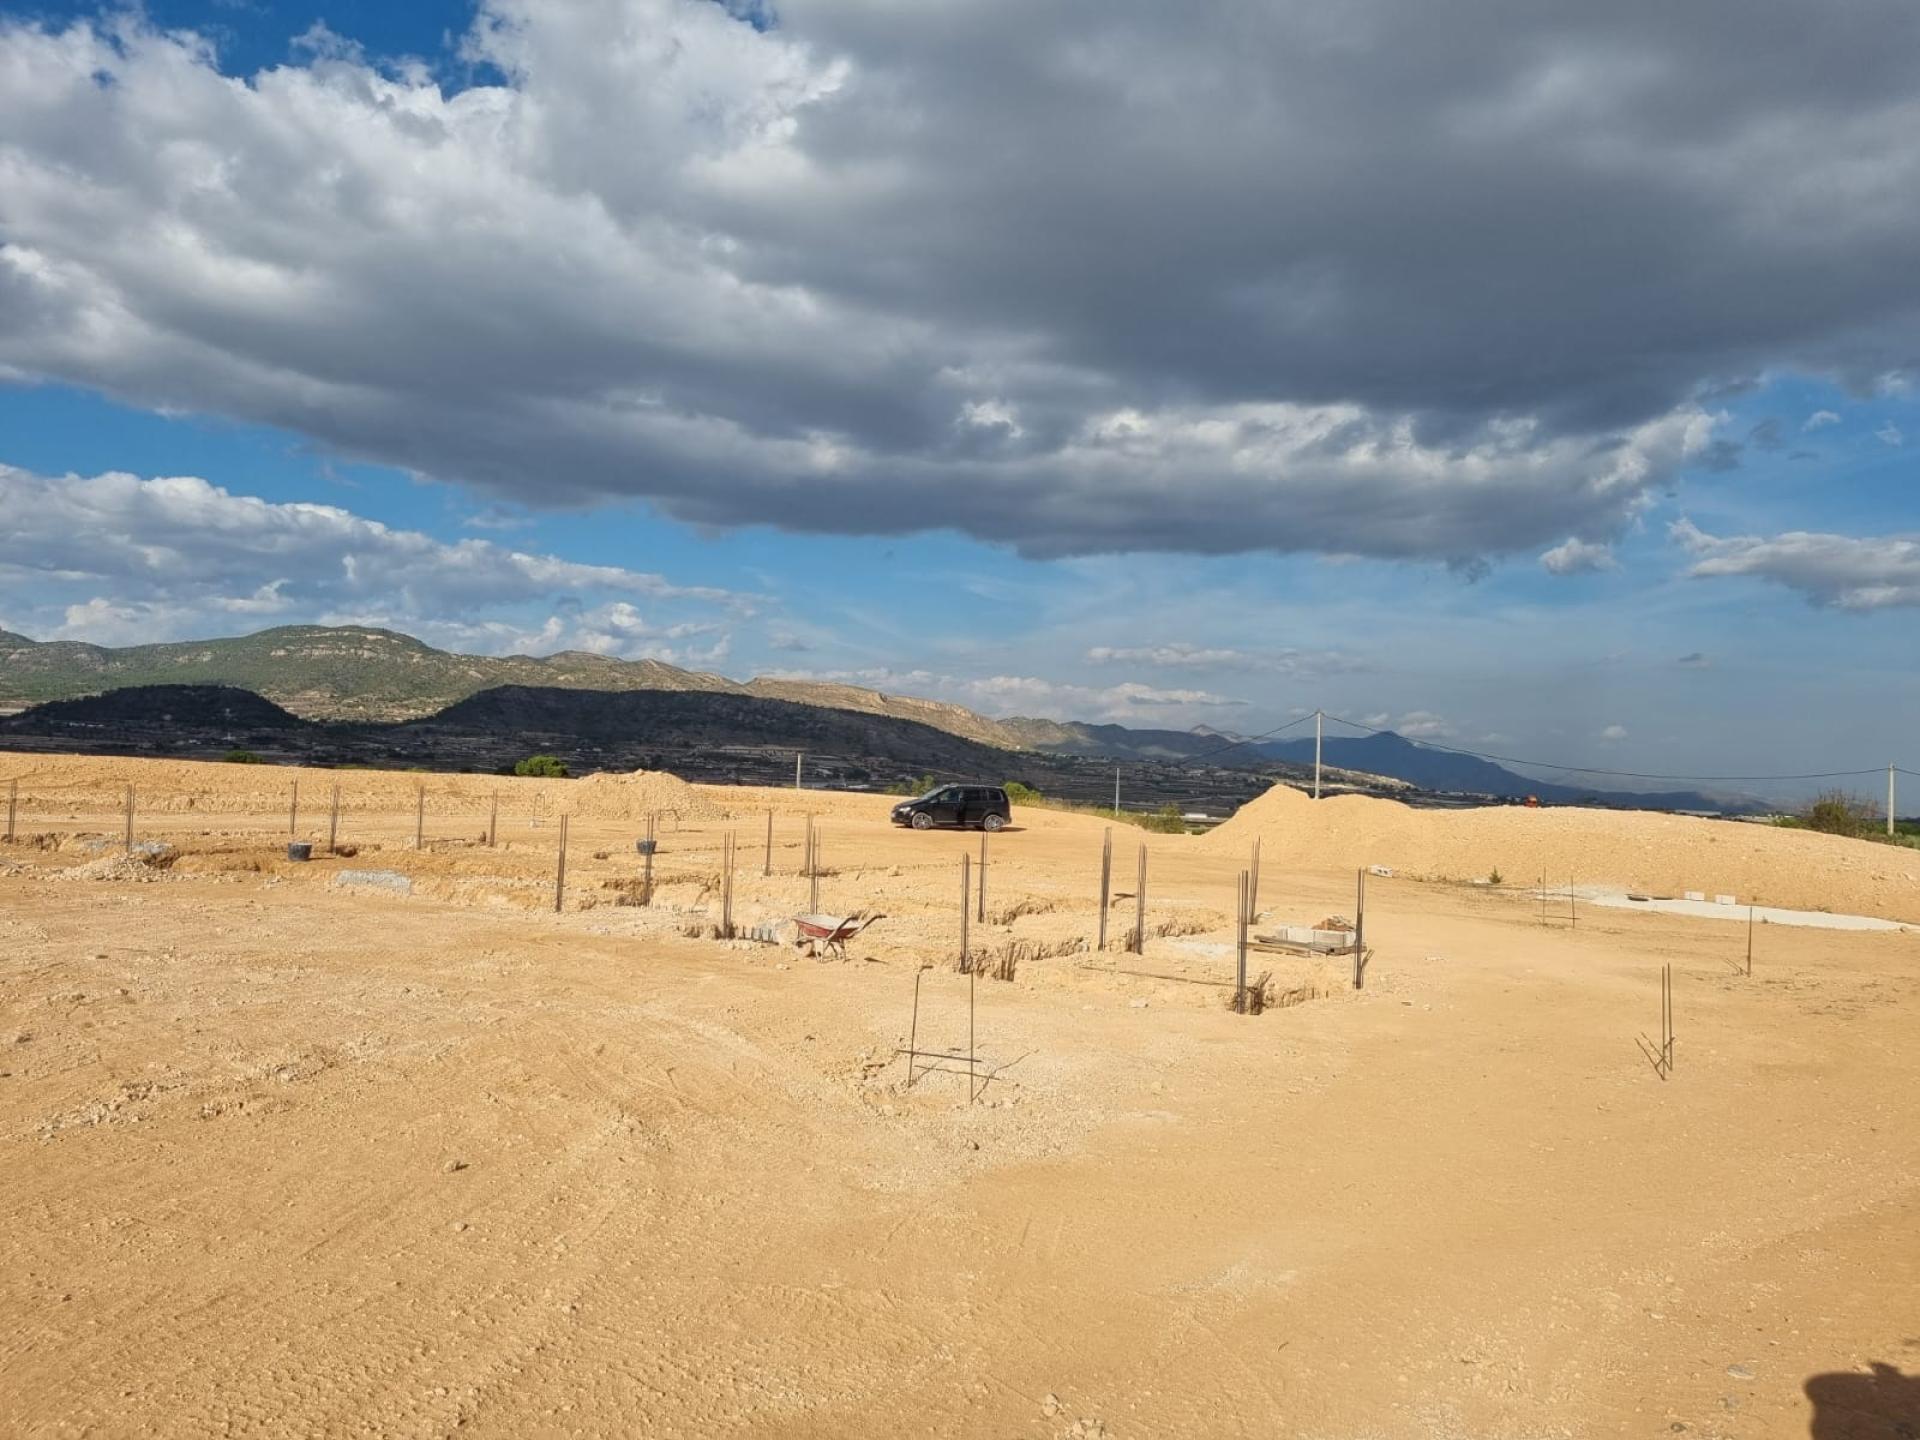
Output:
[890, 785, 1012, 831]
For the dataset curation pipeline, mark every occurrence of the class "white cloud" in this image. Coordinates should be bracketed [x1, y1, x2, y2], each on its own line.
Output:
[762, 665, 1248, 723]
[1084, 641, 1356, 675]
[1539, 537, 1618, 575]
[0, 462, 749, 654]
[1600, 723, 1628, 742]
[4, 3, 1870, 562]
[1672, 517, 1920, 609]
[1803, 409, 1841, 431]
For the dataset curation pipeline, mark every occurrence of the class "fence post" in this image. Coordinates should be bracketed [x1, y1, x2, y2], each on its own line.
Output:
[764, 808, 772, 877]
[328, 783, 340, 855]
[415, 788, 425, 850]
[289, 780, 298, 838]
[124, 785, 134, 851]
[488, 793, 498, 848]
[554, 814, 569, 913]
[5, 778, 15, 843]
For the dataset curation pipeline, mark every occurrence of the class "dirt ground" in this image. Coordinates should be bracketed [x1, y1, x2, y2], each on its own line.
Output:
[2, 752, 1917, 1438]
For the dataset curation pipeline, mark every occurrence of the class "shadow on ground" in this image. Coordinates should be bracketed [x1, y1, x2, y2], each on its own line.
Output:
[1807, 1363, 1920, 1439]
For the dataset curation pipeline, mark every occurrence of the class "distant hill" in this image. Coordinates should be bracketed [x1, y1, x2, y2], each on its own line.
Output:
[0, 625, 1022, 747]
[1256, 731, 1750, 813]
[997, 717, 1237, 763]
[2, 684, 306, 732]
[421, 685, 1018, 770]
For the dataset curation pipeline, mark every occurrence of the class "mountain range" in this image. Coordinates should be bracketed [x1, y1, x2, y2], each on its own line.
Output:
[0, 624, 1751, 812]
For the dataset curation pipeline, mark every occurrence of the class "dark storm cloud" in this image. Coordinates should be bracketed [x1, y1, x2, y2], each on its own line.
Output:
[2, 1, 1917, 559]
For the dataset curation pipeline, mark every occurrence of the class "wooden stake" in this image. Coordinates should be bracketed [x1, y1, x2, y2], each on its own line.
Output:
[722, 831, 735, 938]
[487, 793, 498, 848]
[289, 780, 299, 838]
[328, 783, 340, 855]
[1354, 866, 1367, 990]
[553, 814, 569, 913]
[124, 785, 134, 851]
[1131, 844, 1147, 955]
[415, 788, 425, 850]
[763, 808, 772, 877]
[977, 829, 988, 923]
[5, 777, 15, 843]
[1097, 829, 1112, 950]
[1235, 871, 1249, 1011]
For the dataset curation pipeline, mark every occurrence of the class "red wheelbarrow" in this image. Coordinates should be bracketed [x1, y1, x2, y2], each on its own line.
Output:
[792, 911, 884, 959]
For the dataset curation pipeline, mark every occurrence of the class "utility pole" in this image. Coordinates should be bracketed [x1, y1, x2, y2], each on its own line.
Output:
[1113, 766, 1121, 817]
[1890, 763, 1898, 838]
[795, 752, 803, 790]
[1313, 709, 1323, 800]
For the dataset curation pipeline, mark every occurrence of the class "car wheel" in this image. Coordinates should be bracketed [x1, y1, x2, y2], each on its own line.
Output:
[911, 812, 935, 830]
[982, 813, 1007, 832]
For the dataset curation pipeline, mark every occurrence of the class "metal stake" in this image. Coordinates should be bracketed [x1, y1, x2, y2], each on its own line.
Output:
[289, 780, 299, 838]
[487, 793, 497, 848]
[6, 778, 16, 843]
[124, 785, 134, 851]
[415, 788, 425, 850]
[553, 814, 569, 913]
[764, 808, 772, 877]
[960, 852, 971, 971]
[328, 783, 340, 855]
[1354, 866, 1367, 990]
[906, 968, 924, 1089]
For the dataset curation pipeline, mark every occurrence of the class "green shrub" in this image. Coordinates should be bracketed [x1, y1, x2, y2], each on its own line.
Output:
[1003, 781, 1042, 805]
[887, 773, 938, 796]
[220, 749, 263, 764]
[513, 754, 570, 779]
[1800, 789, 1874, 838]
[1136, 802, 1191, 834]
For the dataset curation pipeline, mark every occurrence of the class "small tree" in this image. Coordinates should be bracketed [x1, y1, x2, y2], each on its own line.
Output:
[887, 773, 938, 796]
[514, 754, 569, 779]
[1003, 781, 1042, 805]
[1801, 789, 1874, 838]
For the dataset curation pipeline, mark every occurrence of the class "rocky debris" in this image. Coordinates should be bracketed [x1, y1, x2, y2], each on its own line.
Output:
[333, 869, 412, 894]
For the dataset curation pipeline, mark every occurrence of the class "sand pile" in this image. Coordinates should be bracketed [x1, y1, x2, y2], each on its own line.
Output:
[1204, 782, 1920, 921]
[568, 769, 719, 822]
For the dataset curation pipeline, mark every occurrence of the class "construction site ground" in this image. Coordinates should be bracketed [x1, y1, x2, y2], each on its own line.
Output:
[2, 753, 1916, 1438]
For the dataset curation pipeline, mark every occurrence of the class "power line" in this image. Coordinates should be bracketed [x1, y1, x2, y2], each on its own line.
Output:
[1172, 710, 1319, 767]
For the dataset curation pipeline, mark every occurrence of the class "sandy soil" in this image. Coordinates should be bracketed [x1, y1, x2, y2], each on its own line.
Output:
[2, 752, 1918, 1438]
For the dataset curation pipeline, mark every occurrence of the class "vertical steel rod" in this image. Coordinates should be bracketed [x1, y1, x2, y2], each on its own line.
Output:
[124, 785, 134, 851]
[6, 777, 16, 843]
[1235, 871, 1249, 1011]
[488, 793, 498, 848]
[553, 814, 569, 912]
[764, 808, 772, 877]
[1569, 874, 1576, 930]
[289, 780, 298, 838]
[960, 852, 971, 970]
[415, 788, 424, 850]
[1249, 836, 1261, 916]
[328, 783, 340, 855]
[905, 969, 923, 1089]
[1746, 903, 1755, 976]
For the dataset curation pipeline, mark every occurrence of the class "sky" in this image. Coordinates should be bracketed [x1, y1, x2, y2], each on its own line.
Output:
[1, 0, 1919, 795]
